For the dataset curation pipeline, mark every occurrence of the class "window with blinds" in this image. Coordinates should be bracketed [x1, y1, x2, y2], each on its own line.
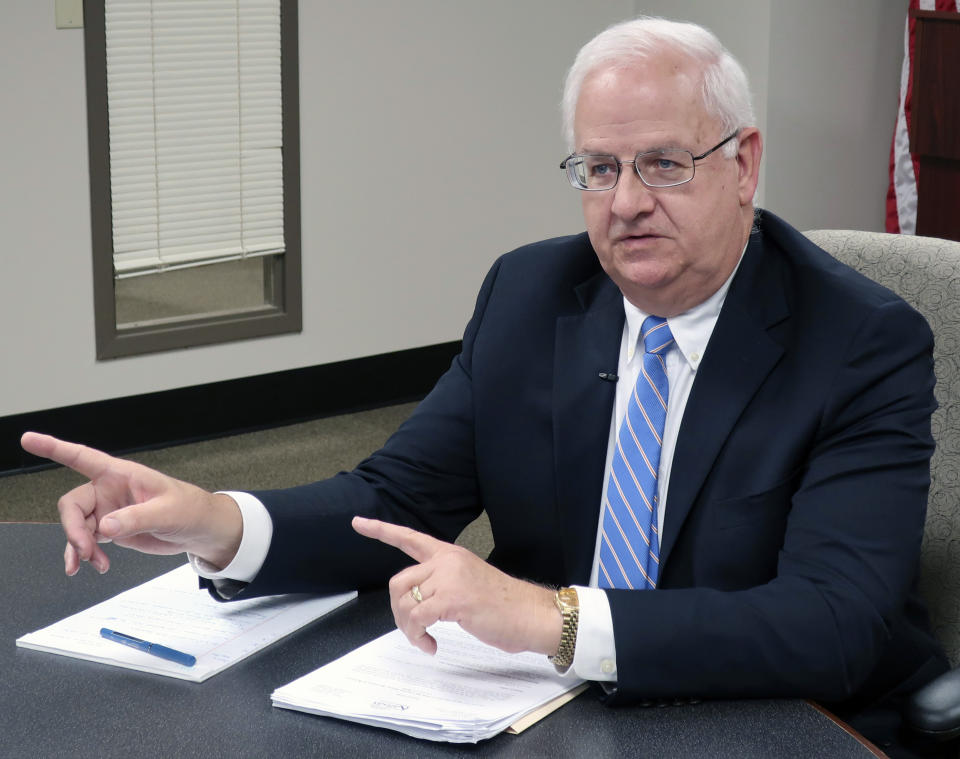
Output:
[85, 0, 301, 358]
[106, 0, 285, 278]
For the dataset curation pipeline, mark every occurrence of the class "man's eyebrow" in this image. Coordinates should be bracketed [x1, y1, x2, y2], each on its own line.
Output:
[575, 140, 691, 155]
[635, 141, 692, 153]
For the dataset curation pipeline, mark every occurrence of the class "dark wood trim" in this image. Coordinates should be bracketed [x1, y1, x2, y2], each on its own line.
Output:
[83, 0, 116, 356]
[806, 701, 889, 758]
[911, 9, 960, 23]
[1, 341, 461, 476]
[97, 305, 299, 358]
[280, 0, 302, 331]
[909, 8, 960, 159]
[908, 7, 960, 242]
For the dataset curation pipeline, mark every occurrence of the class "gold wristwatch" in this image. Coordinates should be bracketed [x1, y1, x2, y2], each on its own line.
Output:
[548, 587, 580, 673]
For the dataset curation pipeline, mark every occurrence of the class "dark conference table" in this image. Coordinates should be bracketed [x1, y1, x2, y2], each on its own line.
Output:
[4, 524, 885, 758]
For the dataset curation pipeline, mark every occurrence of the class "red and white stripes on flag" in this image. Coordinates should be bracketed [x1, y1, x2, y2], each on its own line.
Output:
[886, 0, 960, 234]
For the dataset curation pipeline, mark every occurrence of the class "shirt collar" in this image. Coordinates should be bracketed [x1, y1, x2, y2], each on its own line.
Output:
[622, 244, 747, 372]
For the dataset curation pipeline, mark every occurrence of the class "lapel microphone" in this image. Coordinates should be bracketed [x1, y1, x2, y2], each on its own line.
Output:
[598, 372, 619, 382]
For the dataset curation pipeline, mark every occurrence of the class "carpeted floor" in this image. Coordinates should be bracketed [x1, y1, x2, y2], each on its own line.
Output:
[1, 402, 493, 556]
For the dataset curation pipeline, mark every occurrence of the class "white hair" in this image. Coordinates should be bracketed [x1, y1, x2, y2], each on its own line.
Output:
[561, 17, 755, 155]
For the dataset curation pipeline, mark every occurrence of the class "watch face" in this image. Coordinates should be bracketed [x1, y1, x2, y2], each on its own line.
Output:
[558, 587, 579, 608]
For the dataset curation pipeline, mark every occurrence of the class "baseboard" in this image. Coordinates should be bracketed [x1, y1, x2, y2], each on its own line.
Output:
[1, 341, 461, 476]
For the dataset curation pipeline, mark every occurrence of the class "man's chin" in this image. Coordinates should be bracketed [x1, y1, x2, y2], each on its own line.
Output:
[616, 268, 679, 303]
[618, 256, 677, 288]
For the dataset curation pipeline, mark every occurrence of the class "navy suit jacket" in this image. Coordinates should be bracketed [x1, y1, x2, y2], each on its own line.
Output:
[225, 210, 946, 734]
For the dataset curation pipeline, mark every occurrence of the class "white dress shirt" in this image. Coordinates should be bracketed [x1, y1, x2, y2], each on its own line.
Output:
[571, 259, 738, 681]
[193, 250, 743, 682]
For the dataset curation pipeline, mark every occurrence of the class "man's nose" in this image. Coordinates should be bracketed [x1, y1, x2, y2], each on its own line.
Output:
[610, 165, 656, 219]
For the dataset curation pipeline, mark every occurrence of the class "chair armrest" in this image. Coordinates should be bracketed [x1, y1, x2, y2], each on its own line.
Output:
[905, 667, 960, 741]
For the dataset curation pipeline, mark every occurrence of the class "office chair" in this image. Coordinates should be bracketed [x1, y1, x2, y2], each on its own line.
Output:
[805, 228, 960, 743]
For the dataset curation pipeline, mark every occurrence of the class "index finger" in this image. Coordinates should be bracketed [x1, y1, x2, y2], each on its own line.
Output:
[21, 432, 115, 481]
[351, 517, 444, 563]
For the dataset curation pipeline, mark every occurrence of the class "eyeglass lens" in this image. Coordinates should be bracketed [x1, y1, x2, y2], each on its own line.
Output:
[567, 149, 695, 189]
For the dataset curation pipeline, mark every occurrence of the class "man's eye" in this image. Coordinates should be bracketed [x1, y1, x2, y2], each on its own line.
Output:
[590, 162, 616, 176]
[656, 158, 678, 170]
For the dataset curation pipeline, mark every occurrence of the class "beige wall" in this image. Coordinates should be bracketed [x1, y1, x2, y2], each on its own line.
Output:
[0, 1, 907, 416]
[763, 0, 904, 230]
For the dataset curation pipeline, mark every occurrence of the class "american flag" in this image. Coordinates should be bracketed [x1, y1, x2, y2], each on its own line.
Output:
[886, 0, 960, 234]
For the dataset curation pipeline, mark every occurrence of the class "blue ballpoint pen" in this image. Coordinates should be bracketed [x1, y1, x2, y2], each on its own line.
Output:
[100, 628, 197, 667]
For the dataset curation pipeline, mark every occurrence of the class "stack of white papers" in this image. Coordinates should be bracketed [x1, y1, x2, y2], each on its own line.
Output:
[271, 621, 587, 743]
[17, 564, 356, 682]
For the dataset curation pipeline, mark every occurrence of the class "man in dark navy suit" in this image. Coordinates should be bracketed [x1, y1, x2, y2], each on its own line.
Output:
[23, 16, 946, 754]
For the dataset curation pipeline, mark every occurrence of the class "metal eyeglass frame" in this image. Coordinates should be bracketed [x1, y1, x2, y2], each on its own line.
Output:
[560, 130, 741, 190]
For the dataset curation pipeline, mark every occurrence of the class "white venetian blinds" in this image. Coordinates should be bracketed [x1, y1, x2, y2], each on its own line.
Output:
[105, 0, 284, 278]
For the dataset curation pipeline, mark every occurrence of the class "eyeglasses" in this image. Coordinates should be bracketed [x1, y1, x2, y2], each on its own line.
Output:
[560, 131, 740, 191]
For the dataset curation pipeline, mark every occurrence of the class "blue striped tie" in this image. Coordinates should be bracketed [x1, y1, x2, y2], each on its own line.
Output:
[599, 316, 674, 590]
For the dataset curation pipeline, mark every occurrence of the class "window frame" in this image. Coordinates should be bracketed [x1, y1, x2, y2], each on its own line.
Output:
[84, 0, 302, 359]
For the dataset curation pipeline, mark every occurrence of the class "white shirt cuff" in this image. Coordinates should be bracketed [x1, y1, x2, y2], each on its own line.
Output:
[188, 491, 273, 583]
[569, 585, 618, 681]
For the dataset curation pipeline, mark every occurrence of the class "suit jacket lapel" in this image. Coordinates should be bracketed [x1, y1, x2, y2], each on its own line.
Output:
[659, 230, 789, 566]
[553, 271, 623, 585]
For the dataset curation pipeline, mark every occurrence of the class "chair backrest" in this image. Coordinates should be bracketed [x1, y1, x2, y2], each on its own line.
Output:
[805, 229, 960, 665]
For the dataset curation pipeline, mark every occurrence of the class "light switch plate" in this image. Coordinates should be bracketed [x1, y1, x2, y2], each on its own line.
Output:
[55, 0, 84, 29]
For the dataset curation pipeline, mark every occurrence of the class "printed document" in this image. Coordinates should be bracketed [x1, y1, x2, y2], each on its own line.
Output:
[271, 621, 587, 743]
[17, 564, 356, 682]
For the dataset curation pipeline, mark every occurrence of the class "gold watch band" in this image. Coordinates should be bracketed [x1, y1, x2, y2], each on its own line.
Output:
[548, 587, 580, 673]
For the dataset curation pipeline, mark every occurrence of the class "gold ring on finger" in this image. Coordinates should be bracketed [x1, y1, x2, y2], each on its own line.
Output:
[411, 584, 423, 603]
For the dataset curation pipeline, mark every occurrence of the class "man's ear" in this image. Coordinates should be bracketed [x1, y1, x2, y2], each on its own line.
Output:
[735, 127, 762, 206]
